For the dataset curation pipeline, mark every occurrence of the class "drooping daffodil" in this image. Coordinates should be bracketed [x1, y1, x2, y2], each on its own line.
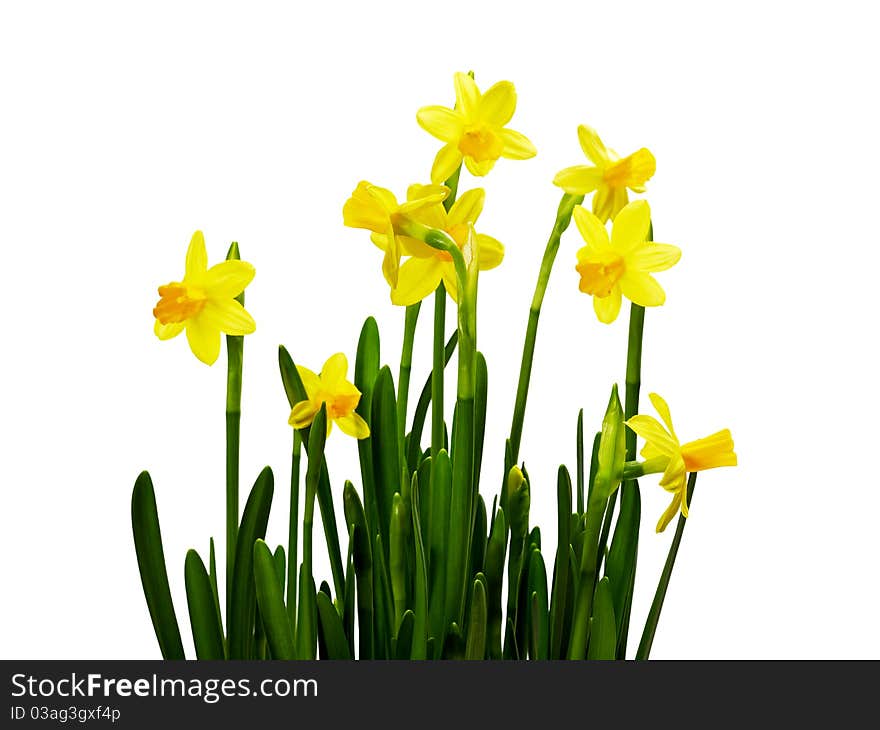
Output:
[369, 186, 503, 305]
[626, 393, 737, 532]
[343, 181, 448, 288]
[554, 125, 655, 222]
[288, 353, 370, 439]
[417, 72, 536, 184]
[573, 200, 681, 324]
[153, 231, 256, 365]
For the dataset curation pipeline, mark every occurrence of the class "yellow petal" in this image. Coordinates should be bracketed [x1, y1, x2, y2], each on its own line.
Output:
[572, 205, 610, 250]
[416, 105, 464, 142]
[553, 166, 603, 194]
[335, 412, 371, 439]
[370, 231, 389, 252]
[682, 430, 737, 472]
[185, 230, 208, 279]
[296, 365, 320, 396]
[202, 260, 256, 298]
[289, 400, 318, 429]
[382, 225, 400, 288]
[611, 200, 651, 253]
[498, 128, 536, 159]
[431, 144, 463, 185]
[321, 353, 349, 387]
[624, 148, 656, 189]
[625, 415, 678, 456]
[577, 125, 612, 166]
[447, 188, 485, 227]
[592, 286, 622, 323]
[648, 393, 677, 440]
[478, 80, 516, 126]
[659, 453, 687, 493]
[476, 234, 504, 270]
[441, 267, 459, 302]
[343, 181, 392, 232]
[629, 243, 682, 273]
[201, 298, 256, 335]
[656, 492, 682, 533]
[464, 155, 496, 177]
[154, 320, 184, 340]
[400, 235, 437, 258]
[366, 184, 398, 211]
[619, 271, 666, 307]
[453, 71, 480, 120]
[391, 256, 444, 306]
[185, 316, 221, 365]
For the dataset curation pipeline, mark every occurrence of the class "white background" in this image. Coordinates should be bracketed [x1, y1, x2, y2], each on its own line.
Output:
[1, 0, 878, 659]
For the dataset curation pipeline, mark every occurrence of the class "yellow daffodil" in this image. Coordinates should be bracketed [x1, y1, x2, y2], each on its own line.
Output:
[343, 181, 448, 288]
[288, 353, 370, 439]
[417, 72, 536, 184]
[626, 393, 737, 533]
[153, 231, 255, 365]
[573, 200, 680, 324]
[554, 125, 656, 222]
[369, 186, 503, 306]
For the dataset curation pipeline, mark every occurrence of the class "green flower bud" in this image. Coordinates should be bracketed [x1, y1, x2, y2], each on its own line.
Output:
[593, 384, 625, 503]
[506, 465, 530, 540]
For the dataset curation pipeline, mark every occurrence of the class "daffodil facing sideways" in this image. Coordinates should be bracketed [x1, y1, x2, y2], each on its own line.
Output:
[626, 393, 737, 533]
[288, 353, 370, 439]
[368, 186, 503, 306]
[417, 72, 536, 184]
[554, 125, 656, 223]
[343, 181, 448, 288]
[153, 231, 256, 365]
[573, 200, 681, 324]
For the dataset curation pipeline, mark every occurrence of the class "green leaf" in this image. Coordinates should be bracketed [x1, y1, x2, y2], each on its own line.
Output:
[587, 577, 617, 660]
[295, 566, 317, 660]
[472, 351, 488, 488]
[343, 542, 356, 658]
[228, 467, 274, 659]
[427, 450, 452, 656]
[371, 366, 401, 544]
[389, 492, 408, 630]
[605, 480, 641, 658]
[576, 409, 585, 514]
[407, 332, 457, 474]
[184, 549, 225, 660]
[550, 465, 572, 659]
[343, 482, 373, 659]
[410, 474, 428, 660]
[373, 533, 393, 659]
[355, 317, 381, 537]
[272, 545, 286, 594]
[316, 590, 352, 659]
[527, 549, 549, 660]
[470, 494, 487, 578]
[484, 507, 508, 660]
[131, 471, 184, 659]
[465, 577, 487, 660]
[254, 539, 295, 660]
[587, 431, 601, 508]
[393, 611, 414, 659]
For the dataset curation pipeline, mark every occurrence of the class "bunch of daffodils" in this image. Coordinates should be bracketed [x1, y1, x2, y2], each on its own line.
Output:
[133, 71, 736, 661]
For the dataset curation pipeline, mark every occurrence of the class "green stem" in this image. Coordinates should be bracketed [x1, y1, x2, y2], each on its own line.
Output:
[225, 242, 244, 627]
[636, 473, 697, 660]
[431, 284, 446, 458]
[286, 430, 301, 630]
[508, 194, 583, 465]
[398, 302, 421, 482]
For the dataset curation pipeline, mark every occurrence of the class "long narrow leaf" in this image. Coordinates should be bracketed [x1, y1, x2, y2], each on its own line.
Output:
[184, 549, 225, 660]
[254, 539, 295, 660]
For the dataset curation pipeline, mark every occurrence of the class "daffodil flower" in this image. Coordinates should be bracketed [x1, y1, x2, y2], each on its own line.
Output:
[417, 72, 536, 184]
[573, 200, 680, 324]
[554, 125, 656, 222]
[153, 231, 256, 365]
[626, 393, 737, 532]
[369, 186, 503, 306]
[288, 353, 370, 439]
[343, 181, 448, 288]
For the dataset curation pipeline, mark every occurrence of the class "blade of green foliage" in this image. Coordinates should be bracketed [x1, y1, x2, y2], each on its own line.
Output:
[605, 480, 641, 657]
[254, 539, 295, 660]
[427, 450, 452, 656]
[316, 589, 352, 659]
[390, 492, 408, 629]
[407, 332, 457, 474]
[527, 549, 549, 660]
[184, 549, 225, 660]
[587, 431, 601, 508]
[587, 577, 617, 660]
[447, 395, 475, 631]
[470, 495, 487, 578]
[576, 410, 585, 514]
[228, 466, 274, 659]
[343, 483, 373, 659]
[549, 465, 572, 659]
[371, 366, 400, 544]
[373, 533, 393, 659]
[393, 611, 414, 659]
[410, 474, 429, 659]
[484, 507, 508, 660]
[131, 471, 185, 659]
[465, 576, 487, 660]
[343, 542, 356, 658]
[472, 352, 488, 488]
[355, 317, 381, 536]
[295, 567, 317, 660]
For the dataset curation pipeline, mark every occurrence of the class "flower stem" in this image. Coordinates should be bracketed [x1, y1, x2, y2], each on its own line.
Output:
[286, 430, 301, 630]
[566, 498, 605, 659]
[398, 302, 421, 481]
[508, 193, 583, 464]
[636, 473, 697, 660]
[225, 242, 244, 627]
